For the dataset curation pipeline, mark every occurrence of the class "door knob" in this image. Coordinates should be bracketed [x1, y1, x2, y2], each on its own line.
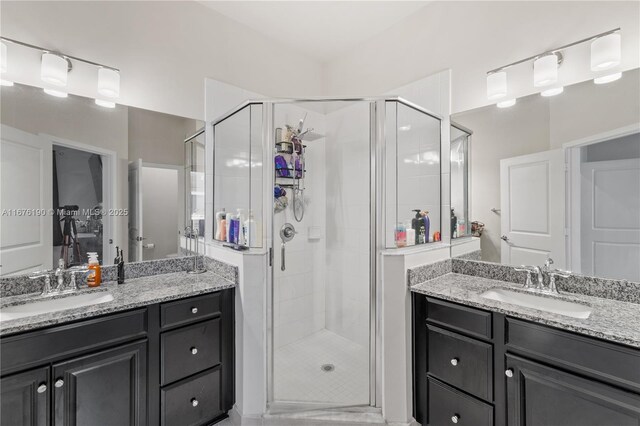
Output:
[190, 347, 198, 355]
[37, 383, 47, 393]
[191, 307, 198, 314]
[501, 235, 510, 242]
[191, 398, 199, 407]
[55, 379, 64, 388]
[451, 414, 460, 423]
[450, 358, 459, 366]
[505, 369, 514, 378]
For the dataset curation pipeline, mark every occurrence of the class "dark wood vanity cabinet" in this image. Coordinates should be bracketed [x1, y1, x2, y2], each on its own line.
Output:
[412, 293, 640, 426]
[0, 288, 235, 426]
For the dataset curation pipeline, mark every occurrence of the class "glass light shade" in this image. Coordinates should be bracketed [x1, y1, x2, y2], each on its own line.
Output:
[487, 71, 507, 100]
[97, 68, 120, 98]
[43, 88, 68, 98]
[541, 87, 564, 97]
[1, 42, 7, 73]
[497, 99, 516, 108]
[41, 53, 68, 86]
[95, 99, 115, 108]
[1, 79, 14, 87]
[534, 54, 558, 87]
[594, 72, 622, 85]
[591, 33, 621, 71]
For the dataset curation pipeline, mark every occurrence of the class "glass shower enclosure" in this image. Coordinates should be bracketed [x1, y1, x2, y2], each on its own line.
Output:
[211, 97, 442, 413]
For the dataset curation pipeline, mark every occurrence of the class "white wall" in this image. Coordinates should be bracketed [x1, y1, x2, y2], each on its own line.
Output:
[323, 1, 640, 114]
[1, 1, 324, 120]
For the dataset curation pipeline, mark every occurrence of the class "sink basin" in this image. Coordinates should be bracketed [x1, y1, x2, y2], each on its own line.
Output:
[0, 292, 114, 321]
[480, 288, 592, 319]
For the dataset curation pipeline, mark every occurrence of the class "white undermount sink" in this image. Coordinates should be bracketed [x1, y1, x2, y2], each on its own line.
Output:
[0, 292, 114, 322]
[480, 288, 592, 319]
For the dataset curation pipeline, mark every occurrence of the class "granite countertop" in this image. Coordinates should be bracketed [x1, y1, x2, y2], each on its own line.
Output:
[410, 273, 640, 348]
[0, 271, 235, 336]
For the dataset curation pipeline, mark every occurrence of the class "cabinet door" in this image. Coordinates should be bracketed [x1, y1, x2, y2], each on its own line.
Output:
[53, 341, 147, 426]
[506, 354, 640, 426]
[1, 366, 50, 426]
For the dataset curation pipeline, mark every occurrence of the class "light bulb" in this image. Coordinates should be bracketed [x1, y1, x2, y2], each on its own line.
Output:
[541, 87, 564, 97]
[591, 33, 621, 71]
[41, 53, 68, 87]
[487, 71, 507, 100]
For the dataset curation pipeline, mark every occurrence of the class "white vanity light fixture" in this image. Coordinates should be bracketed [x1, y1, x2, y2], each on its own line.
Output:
[541, 86, 564, 97]
[95, 99, 115, 108]
[591, 32, 621, 71]
[0, 36, 121, 105]
[497, 98, 516, 108]
[41, 53, 70, 87]
[533, 53, 560, 87]
[487, 71, 507, 100]
[97, 67, 120, 98]
[594, 72, 622, 85]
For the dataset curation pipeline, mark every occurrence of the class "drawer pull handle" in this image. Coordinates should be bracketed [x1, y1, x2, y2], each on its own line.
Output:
[37, 383, 47, 394]
[191, 307, 198, 314]
[54, 379, 64, 388]
[191, 398, 199, 407]
[451, 414, 460, 424]
[505, 369, 514, 378]
[190, 347, 198, 355]
[450, 358, 459, 366]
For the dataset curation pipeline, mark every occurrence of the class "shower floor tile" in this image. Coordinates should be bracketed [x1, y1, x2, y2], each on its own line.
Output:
[274, 329, 369, 405]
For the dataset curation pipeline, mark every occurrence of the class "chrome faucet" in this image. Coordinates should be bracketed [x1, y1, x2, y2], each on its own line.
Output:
[517, 256, 571, 295]
[54, 259, 66, 292]
[29, 271, 53, 296]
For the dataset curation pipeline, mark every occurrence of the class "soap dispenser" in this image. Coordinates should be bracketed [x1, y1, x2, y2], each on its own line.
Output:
[412, 209, 426, 245]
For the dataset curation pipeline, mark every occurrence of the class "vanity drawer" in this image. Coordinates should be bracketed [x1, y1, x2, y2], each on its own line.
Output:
[426, 297, 492, 339]
[161, 366, 222, 426]
[506, 318, 640, 392]
[161, 318, 221, 385]
[160, 292, 222, 330]
[1, 309, 147, 375]
[427, 377, 493, 426]
[428, 325, 493, 401]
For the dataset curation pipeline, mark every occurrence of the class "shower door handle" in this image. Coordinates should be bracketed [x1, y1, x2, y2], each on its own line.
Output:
[281, 242, 286, 271]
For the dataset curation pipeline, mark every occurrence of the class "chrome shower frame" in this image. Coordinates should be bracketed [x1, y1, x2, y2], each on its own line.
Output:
[210, 97, 443, 415]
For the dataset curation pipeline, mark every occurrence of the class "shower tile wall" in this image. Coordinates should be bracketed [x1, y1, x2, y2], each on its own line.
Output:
[273, 105, 327, 349]
[325, 103, 371, 348]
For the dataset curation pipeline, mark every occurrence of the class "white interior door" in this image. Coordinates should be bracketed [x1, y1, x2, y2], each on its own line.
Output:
[581, 158, 640, 281]
[500, 149, 565, 268]
[0, 125, 53, 275]
[128, 159, 143, 262]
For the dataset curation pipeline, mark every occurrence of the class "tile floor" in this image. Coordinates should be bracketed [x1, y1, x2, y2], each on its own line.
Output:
[274, 329, 369, 405]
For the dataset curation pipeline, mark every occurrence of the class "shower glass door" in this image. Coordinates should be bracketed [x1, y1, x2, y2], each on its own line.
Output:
[271, 100, 373, 409]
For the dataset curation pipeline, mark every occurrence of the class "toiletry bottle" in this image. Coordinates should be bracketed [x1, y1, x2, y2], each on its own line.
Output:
[237, 209, 246, 245]
[215, 208, 226, 240]
[219, 213, 227, 242]
[395, 223, 407, 247]
[412, 209, 426, 245]
[451, 208, 458, 238]
[246, 213, 257, 247]
[87, 252, 101, 287]
[422, 211, 430, 243]
[232, 213, 241, 245]
[406, 221, 416, 247]
[225, 213, 233, 242]
[117, 248, 125, 284]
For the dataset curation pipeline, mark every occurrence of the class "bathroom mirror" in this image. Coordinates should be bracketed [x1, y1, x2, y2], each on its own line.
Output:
[450, 68, 640, 282]
[0, 83, 203, 275]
